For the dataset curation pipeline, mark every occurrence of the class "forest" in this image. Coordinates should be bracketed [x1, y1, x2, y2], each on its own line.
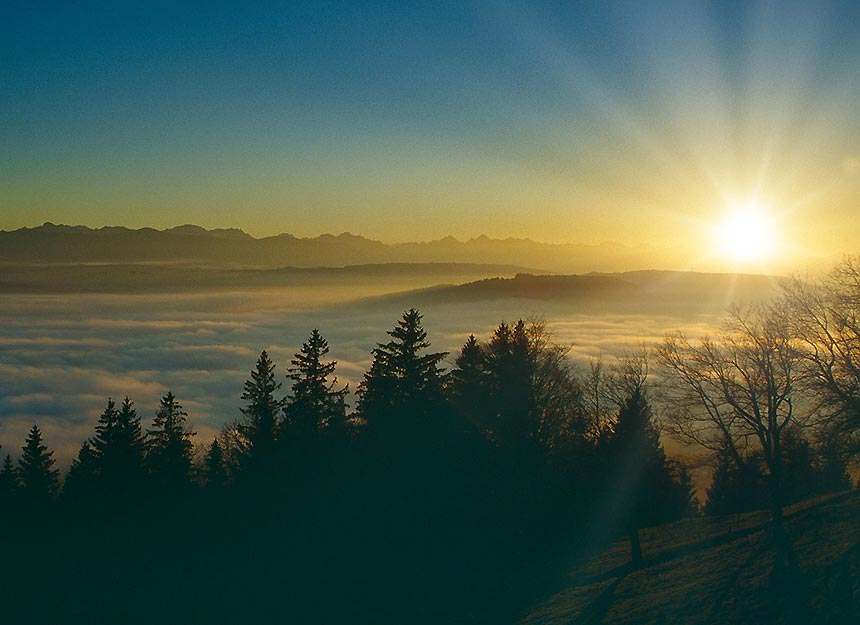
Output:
[2, 259, 860, 624]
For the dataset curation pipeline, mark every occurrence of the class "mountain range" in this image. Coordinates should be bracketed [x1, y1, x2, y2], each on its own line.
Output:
[0, 223, 668, 273]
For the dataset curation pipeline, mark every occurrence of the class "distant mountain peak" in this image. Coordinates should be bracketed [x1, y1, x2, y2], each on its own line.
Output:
[166, 224, 208, 235]
[164, 224, 252, 240]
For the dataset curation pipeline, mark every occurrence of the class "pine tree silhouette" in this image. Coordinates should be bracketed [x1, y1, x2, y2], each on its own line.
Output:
[0, 450, 19, 499]
[608, 386, 691, 565]
[284, 329, 348, 438]
[79, 397, 147, 499]
[705, 445, 762, 516]
[483, 320, 536, 450]
[239, 350, 285, 475]
[17, 425, 60, 505]
[147, 392, 195, 492]
[815, 440, 851, 494]
[448, 334, 487, 428]
[203, 438, 229, 491]
[357, 309, 447, 430]
[64, 440, 99, 499]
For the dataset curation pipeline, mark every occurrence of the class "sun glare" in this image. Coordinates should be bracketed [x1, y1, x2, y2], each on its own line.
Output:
[715, 202, 776, 265]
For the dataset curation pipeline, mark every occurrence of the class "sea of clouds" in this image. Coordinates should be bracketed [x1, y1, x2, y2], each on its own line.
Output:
[0, 288, 720, 468]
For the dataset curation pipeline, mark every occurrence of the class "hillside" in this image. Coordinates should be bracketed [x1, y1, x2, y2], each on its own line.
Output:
[0, 223, 665, 272]
[522, 492, 860, 625]
[372, 270, 783, 314]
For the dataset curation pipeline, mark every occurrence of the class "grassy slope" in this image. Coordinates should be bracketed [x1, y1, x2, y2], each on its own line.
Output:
[523, 492, 860, 625]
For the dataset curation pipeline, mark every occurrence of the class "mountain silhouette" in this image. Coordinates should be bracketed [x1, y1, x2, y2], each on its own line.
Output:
[0, 223, 661, 272]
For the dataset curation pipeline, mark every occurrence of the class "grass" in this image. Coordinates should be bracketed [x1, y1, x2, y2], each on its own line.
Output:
[522, 492, 860, 625]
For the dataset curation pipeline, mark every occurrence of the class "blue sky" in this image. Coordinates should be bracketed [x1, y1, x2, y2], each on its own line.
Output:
[3, 1, 860, 263]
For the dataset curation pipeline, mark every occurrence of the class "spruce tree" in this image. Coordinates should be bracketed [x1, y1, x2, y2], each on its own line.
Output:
[203, 438, 229, 491]
[239, 350, 285, 473]
[704, 445, 765, 516]
[147, 392, 195, 492]
[814, 442, 851, 494]
[85, 397, 146, 495]
[780, 427, 816, 504]
[0, 451, 19, 499]
[64, 440, 99, 499]
[17, 425, 60, 505]
[448, 334, 486, 426]
[608, 386, 690, 565]
[284, 329, 348, 439]
[483, 320, 536, 450]
[356, 309, 447, 428]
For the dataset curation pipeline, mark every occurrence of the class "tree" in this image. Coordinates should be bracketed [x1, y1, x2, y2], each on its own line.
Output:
[780, 426, 816, 504]
[447, 334, 487, 429]
[605, 368, 693, 566]
[813, 437, 852, 494]
[147, 392, 195, 492]
[482, 321, 537, 450]
[91, 397, 146, 496]
[284, 329, 348, 440]
[479, 320, 586, 452]
[238, 350, 285, 474]
[203, 438, 229, 491]
[356, 309, 448, 433]
[63, 440, 99, 499]
[657, 304, 807, 558]
[583, 358, 615, 441]
[704, 441, 765, 517]
[783, 257, 860, 458]
[0, 450, 19, 500]
[17, 425, 60, 505]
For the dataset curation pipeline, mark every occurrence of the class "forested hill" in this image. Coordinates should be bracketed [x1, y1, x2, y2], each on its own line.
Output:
[377, 271, 782, 311]
[0, 223, 659, 272]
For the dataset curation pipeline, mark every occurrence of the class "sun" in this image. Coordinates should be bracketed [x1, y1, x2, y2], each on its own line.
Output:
[714, 202, 776, 265]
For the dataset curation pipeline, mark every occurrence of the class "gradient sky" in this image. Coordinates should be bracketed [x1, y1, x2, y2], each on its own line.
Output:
[3, 1, 860, 266]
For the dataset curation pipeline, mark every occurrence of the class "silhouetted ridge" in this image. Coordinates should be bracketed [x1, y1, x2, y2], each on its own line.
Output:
[0, 222, 656, 271]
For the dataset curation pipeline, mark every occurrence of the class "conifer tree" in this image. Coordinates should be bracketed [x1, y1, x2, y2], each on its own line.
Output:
[448, 335, 486, 426]
[147, 392, 195, 491]
[86, 397, 146, 496]
[284, 329, 348, 439]
[239, 350, 285, 472]
[704, 444, 765, 516]
[356, 309, 447, 427]
[17, 425, 60, 504]
[0, 451, 19, 499]
[483, 320, 536, 450]
[780, 427, 816, 504]
[814, 441, 851, 494]
[608, 386, 691, 565]
[63, 440, 99, 499]
[203, 438, 229, 491]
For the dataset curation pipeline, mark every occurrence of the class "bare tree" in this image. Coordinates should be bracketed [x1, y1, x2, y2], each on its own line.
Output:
[584, 350, 650, 441]
[656, 303, 808, 549]
[782, 256, 860, 458]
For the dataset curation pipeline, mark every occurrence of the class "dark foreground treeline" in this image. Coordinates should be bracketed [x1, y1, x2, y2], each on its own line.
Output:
[0, 305, 855, 624]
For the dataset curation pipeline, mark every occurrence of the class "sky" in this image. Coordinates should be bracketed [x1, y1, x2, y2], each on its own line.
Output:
[3, 0, 860, 267]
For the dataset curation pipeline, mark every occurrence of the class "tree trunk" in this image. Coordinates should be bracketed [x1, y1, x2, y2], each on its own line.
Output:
[629, 526, 643, 567]
[767, 472, 794, 571]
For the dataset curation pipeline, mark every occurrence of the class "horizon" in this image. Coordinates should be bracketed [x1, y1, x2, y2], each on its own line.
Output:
[0, 218, 842, 275]
[2, 219, 634, 246]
